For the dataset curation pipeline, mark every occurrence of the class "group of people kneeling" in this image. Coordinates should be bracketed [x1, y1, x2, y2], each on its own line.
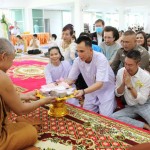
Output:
[0, 34, 150, 149]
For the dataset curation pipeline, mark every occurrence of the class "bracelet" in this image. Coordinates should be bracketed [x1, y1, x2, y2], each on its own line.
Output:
[82, 89, 85, 96]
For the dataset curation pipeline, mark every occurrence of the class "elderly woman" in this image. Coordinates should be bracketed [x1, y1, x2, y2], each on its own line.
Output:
[0, 38, 55, 150]
[57, 24, 76, 64]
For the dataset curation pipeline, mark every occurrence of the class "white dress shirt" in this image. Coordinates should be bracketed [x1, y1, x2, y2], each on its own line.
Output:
[29, 39, 40, 49]
[97, 33, 102, 46]
[115, 67, 150, 106]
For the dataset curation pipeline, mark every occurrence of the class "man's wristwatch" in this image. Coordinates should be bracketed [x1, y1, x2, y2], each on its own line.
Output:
[82, 89, 85, 96]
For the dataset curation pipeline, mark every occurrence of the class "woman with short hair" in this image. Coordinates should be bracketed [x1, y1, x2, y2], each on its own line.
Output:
[57, 24, 76, 64]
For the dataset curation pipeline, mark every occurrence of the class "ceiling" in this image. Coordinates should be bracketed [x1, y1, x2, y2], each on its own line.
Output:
[1, 0, 150, 13]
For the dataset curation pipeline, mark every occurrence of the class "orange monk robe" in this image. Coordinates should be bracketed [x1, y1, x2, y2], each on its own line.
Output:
[0, 97, 38, 150]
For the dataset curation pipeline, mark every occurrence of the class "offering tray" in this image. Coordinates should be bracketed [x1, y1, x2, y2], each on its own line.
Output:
[36, 83, 77, 117]
[36, 90, 75, 101]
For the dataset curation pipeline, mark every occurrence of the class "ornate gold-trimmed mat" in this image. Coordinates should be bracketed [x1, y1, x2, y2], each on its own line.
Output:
[9, 104, 150, 150]
[8, 57, 150, 149]
[7, 57, 48, 92]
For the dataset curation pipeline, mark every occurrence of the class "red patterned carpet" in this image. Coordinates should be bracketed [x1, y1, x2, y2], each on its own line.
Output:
[7, 57, 48, 92]
[8, 57, 150, 150]
[9, 104, 150, 150]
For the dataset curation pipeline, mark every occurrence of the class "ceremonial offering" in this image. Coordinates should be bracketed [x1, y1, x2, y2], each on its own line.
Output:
[38, 82, 76, 117]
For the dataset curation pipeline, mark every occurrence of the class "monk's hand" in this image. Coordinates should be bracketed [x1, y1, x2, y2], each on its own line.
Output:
[44, 96, 56, 104]
[21, 90, 38, 102]
[26, 90, 38, 100]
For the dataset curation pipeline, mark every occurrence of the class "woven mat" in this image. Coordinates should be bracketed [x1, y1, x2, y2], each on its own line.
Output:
[8, 56, 150, 150]
[9, 104, 150, 150]
[7, 57, 48, 92]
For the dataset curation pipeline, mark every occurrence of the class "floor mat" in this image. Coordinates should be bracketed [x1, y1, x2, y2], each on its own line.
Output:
[7, 57, 48, 92]
[8, 57, 150, 150]
[9, 105, 150, 150]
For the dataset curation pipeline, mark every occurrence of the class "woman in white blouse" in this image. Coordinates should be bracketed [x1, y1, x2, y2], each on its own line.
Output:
[57, 24, 76, 64]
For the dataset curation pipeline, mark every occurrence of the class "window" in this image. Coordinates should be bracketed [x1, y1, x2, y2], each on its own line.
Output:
[32, 9, 44, 33]
[10, 9, 25, 33]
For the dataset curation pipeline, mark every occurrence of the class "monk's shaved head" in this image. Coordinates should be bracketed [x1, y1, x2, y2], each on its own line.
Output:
[0, 38, 15, 55]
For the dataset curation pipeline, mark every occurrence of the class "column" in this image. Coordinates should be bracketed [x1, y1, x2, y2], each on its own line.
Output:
[24, 8, 33, 33]
[72, 0, 84, 37]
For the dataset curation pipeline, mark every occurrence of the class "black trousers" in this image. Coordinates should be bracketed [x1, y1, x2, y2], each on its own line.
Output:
[75, 74, 88, 90]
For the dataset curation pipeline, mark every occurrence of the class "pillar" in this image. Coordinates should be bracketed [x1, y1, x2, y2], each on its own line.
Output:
[72, 0, 84, 37]
[24, 8, 33, 33]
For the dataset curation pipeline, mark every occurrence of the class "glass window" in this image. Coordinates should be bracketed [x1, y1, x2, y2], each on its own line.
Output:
[10, 9, 25, 33]
[96, 13, 103, 19]
[32, 9, 44, 33]
[32, 9, 43, 18]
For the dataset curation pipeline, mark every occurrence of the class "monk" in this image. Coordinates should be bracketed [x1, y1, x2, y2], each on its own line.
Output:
[0, 38, 55, 150]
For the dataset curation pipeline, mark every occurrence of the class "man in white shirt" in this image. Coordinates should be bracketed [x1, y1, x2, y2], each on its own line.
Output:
[29, 34, 40, 49]
[111, 50, 150, 130]
[67, 35, 116, 116]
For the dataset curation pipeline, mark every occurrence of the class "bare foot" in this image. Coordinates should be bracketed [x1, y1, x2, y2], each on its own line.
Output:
[143, 123, 150, 130]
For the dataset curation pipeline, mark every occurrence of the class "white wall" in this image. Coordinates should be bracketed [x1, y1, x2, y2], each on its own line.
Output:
[24, 8, 33, 33]
[44, 10, 63, 39]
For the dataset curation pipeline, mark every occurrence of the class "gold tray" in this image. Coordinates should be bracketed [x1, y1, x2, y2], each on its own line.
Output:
[36, 90, 76, 117]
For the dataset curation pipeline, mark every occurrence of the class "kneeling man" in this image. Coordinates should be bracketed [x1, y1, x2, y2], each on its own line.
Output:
[111, 50, 150, 130]
[67, 35, 116, 116]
